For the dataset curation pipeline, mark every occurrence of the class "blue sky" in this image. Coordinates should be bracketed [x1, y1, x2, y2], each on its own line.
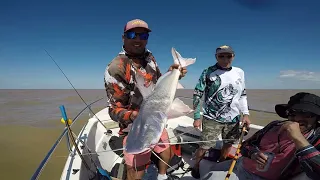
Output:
[1, 0, 320, 89]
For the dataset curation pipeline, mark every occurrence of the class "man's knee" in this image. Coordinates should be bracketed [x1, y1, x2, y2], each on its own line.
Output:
[126, 165, 145, 180]
[159, 146, 171, 156]
[126, 164, 146, 172]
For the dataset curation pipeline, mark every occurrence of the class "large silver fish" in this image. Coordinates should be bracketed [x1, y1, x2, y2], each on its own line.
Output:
[124, 47, 196, 154]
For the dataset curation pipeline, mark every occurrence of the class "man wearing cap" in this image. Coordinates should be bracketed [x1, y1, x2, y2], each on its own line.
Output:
[191, 45, 251, 178]
[104, 19, 187, 180]
[201, 92, 320, 180]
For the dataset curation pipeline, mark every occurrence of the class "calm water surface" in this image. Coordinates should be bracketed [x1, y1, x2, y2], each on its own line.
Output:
[1, 89, 320, 127]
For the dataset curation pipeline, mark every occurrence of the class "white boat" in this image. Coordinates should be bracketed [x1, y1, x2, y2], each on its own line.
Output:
[31, 98, 309, 180]
[30, 97, 263, 180]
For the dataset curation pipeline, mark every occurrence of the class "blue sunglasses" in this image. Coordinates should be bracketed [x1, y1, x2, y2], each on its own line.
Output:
[125, 31, 149, 40]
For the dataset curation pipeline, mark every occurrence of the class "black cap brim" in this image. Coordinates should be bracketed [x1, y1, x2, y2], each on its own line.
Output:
[275, 103, 320, 118]
[275, 104, 289, 118]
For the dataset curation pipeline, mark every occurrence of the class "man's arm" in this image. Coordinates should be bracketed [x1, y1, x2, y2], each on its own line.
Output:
[193, 69, 207, 120]
[239, 70, 249, 115]
[294, 136, 320, 179]
[240, 121, 281, 157]
[240, 129, 263, 158]
[104, 58, 135, 125]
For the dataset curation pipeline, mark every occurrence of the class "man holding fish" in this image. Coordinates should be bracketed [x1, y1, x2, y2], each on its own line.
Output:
[104, 19, 192, 180]
[191, 45, 251, 178]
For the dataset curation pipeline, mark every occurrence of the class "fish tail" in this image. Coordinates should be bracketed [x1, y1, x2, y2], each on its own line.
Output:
[171, 47, 196, 68]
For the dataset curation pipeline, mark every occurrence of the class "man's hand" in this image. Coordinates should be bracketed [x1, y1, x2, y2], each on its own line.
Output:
[241, 114, 251, 127]
[251, 152, 268, 167]
[278, 121, 303, 140]
[130, 111, 139, 121]
[278, 121, 310, 149]
[168, 64, 188, 79]
[193, 119, 202, 129]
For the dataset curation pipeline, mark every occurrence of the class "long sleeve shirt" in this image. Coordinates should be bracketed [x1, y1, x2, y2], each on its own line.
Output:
[193, 63, 249, 123]
[104, 49, 161, 135]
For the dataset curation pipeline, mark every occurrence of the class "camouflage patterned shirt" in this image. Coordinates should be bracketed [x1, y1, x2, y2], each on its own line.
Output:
[104, 48, 162, 135]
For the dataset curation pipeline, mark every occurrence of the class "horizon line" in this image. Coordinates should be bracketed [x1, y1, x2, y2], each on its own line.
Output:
[1, 88, 320, 90]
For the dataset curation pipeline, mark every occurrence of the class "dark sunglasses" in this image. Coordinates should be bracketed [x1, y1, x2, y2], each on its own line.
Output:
[125, 31, 149, 40]
[217, 55, 233, 59]
[287, 109, 316, 118]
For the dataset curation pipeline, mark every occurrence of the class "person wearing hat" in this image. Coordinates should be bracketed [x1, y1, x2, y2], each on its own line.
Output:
[201, 92, 320, 180]
[104, 19, 187, 180]
[191, 45, 251, 178]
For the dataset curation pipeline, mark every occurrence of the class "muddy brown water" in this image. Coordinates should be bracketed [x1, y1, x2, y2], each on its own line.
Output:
[0, 89, 319, 179]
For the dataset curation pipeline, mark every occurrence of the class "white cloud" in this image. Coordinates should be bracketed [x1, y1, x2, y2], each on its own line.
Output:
[279, 70, 320, 82]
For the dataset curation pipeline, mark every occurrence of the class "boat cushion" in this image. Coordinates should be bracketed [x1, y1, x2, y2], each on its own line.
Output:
[108, 136, 124, 156]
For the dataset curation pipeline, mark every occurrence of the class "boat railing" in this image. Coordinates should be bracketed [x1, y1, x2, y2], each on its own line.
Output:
[30, 97, 105, 180]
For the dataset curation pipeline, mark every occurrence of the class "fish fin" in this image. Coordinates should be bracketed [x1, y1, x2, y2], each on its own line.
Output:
[167, 98, 194, 119]
[122, 123, 132, 133]
[177, 82, 184, 89]
[171, 47, 196, 68]
[135, 72, 155, 99]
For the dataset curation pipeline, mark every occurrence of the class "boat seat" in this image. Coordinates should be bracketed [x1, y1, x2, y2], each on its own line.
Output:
[110, 162, 127, 180]
[108, 136, 124, 156]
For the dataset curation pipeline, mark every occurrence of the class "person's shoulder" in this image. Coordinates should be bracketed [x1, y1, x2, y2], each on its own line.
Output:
[231, 66, 245, 78]
[146, 49, 154, 57]
[145, 50, 160, 71]
[205, 65, 219, 73]
[145, 49, 158, 63]
[109, 54, 128, 65]
[264, 120, 283, 129]
[105, 54, 129, 76]
[232, 66, 244, 73]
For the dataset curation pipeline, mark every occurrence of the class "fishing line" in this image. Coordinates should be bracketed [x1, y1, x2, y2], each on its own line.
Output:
[70, 131, 106, 170]
[151, 150, 174, 171]
[56, 138, 238, 157]
[155, 139, 238, 145]
[44, 49, 109, 130]
[31, 98, 103, 180]
[60, 125, 200, 157]
[162, 127, 200, 143]
[55, 147, 125, 157]
[108, 152, 124, 171]
[176, 96, 277, 114]
[65, 119, 96, 177]
[45, 49, 113, 178]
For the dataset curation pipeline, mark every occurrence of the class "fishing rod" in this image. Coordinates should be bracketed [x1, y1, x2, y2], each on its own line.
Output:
[60, 105, 112, 180]
[59, 106, 96, 177]
[43, 49, 112, 179]
[225, 125, 248, 180]
[44, 49, 109, 130]
[30, 97, 103, 180]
